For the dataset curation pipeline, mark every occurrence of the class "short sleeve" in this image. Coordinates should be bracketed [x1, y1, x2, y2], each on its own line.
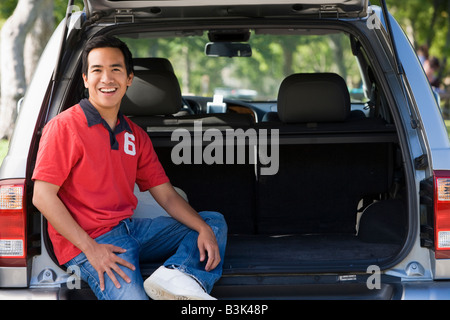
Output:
[32, 118, 82, 187]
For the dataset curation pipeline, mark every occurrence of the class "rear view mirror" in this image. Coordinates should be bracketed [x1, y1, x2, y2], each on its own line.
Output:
[205, 42, 252, 57]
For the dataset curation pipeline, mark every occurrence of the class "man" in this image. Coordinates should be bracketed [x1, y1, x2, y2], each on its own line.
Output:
[32, 35, 227, 300]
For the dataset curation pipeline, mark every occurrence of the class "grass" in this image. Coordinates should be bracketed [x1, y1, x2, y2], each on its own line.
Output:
[0, 139, 9, 167]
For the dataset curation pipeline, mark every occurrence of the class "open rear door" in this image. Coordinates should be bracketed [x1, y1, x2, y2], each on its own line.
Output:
[83, 0, 369, 21]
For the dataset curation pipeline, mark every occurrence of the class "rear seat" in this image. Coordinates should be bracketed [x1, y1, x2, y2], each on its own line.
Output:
[259, 73, 396, 138]
[121, 57, 254, 133]
[256, 73, 395, 235]
[277, 73, 350, 124]
[125, 66, 397, 237]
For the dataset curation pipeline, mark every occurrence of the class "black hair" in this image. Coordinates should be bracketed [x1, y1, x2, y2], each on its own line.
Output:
[81, 35, 134, 77]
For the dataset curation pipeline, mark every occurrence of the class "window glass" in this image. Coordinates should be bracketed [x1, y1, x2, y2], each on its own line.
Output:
[121, 30, 366, 103]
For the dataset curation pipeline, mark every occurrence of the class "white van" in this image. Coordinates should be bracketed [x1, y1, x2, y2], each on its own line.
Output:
[1, 0, 450, 300]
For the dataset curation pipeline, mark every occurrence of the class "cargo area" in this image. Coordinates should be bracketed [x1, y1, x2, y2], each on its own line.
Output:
[140, 123, 407, 277]
[117, 53, 409, 277]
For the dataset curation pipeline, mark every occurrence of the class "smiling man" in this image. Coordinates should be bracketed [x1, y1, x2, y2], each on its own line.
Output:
[82, 45, 133, 129]
[31, 35, 227, 300]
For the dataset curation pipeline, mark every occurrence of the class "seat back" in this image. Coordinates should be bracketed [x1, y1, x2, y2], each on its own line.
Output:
[120, 58, 182, 117]
[277, 72, 350, 123]
[121, 57, 254, 130]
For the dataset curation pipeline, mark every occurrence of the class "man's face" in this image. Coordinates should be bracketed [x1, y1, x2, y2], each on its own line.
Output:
[82, 47, 133, 112]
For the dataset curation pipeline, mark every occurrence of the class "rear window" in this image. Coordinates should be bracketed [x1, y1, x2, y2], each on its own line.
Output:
[120, 30, 366, 103]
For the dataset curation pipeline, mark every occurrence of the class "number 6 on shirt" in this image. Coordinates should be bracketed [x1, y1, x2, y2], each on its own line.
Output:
[124, 132, 136, 156]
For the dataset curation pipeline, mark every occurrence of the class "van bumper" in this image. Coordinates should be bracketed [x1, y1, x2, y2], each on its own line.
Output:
[400, 281, 450, 299]
[0, 288, 60, 300]
[1, 281, 450, 299]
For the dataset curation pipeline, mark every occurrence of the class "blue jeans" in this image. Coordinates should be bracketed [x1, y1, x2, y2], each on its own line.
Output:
[64, 211, 227, 300]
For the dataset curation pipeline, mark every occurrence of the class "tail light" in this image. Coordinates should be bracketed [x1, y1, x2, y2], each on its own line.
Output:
[434, 171, 450, 259]
[0, 179, 27, 266]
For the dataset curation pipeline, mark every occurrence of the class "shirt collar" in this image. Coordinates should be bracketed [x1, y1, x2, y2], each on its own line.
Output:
[79, 98, 132, 134]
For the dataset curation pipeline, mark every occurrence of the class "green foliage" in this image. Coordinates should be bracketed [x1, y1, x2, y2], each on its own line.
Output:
[0, 0, 85, 26]
[54, 0, 85, 23]
[0, 0, 17, 19]
[122, 32, 361, 101]
[381, 0, 450, 75]
[0, 0, 16, 27]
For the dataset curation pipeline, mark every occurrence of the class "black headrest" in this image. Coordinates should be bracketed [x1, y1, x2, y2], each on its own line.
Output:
[278, 73, 350, 123]
[120, 58, 182, 116]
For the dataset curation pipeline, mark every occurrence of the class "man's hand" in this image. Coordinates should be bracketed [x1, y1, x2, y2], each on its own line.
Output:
[197, 226, 221, 271]
[84, 242, 136, 291]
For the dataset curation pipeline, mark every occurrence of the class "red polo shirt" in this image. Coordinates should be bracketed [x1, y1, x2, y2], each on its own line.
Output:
[32, 99, 169, 264]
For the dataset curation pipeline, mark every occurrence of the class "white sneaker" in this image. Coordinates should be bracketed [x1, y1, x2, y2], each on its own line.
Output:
[144, 266, 216, 300]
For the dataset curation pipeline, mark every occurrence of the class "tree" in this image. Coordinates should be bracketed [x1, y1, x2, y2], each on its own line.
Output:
[0, 0, 53, 140]
[384, 0, 450, 80]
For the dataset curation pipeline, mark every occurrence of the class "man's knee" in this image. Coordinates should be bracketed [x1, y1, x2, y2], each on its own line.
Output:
[200, 211, 227, 230]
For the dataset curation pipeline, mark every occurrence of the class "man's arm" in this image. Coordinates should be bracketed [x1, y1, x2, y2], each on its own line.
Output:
[32, 180, 135, 291]
[149, 182, 221, 271]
